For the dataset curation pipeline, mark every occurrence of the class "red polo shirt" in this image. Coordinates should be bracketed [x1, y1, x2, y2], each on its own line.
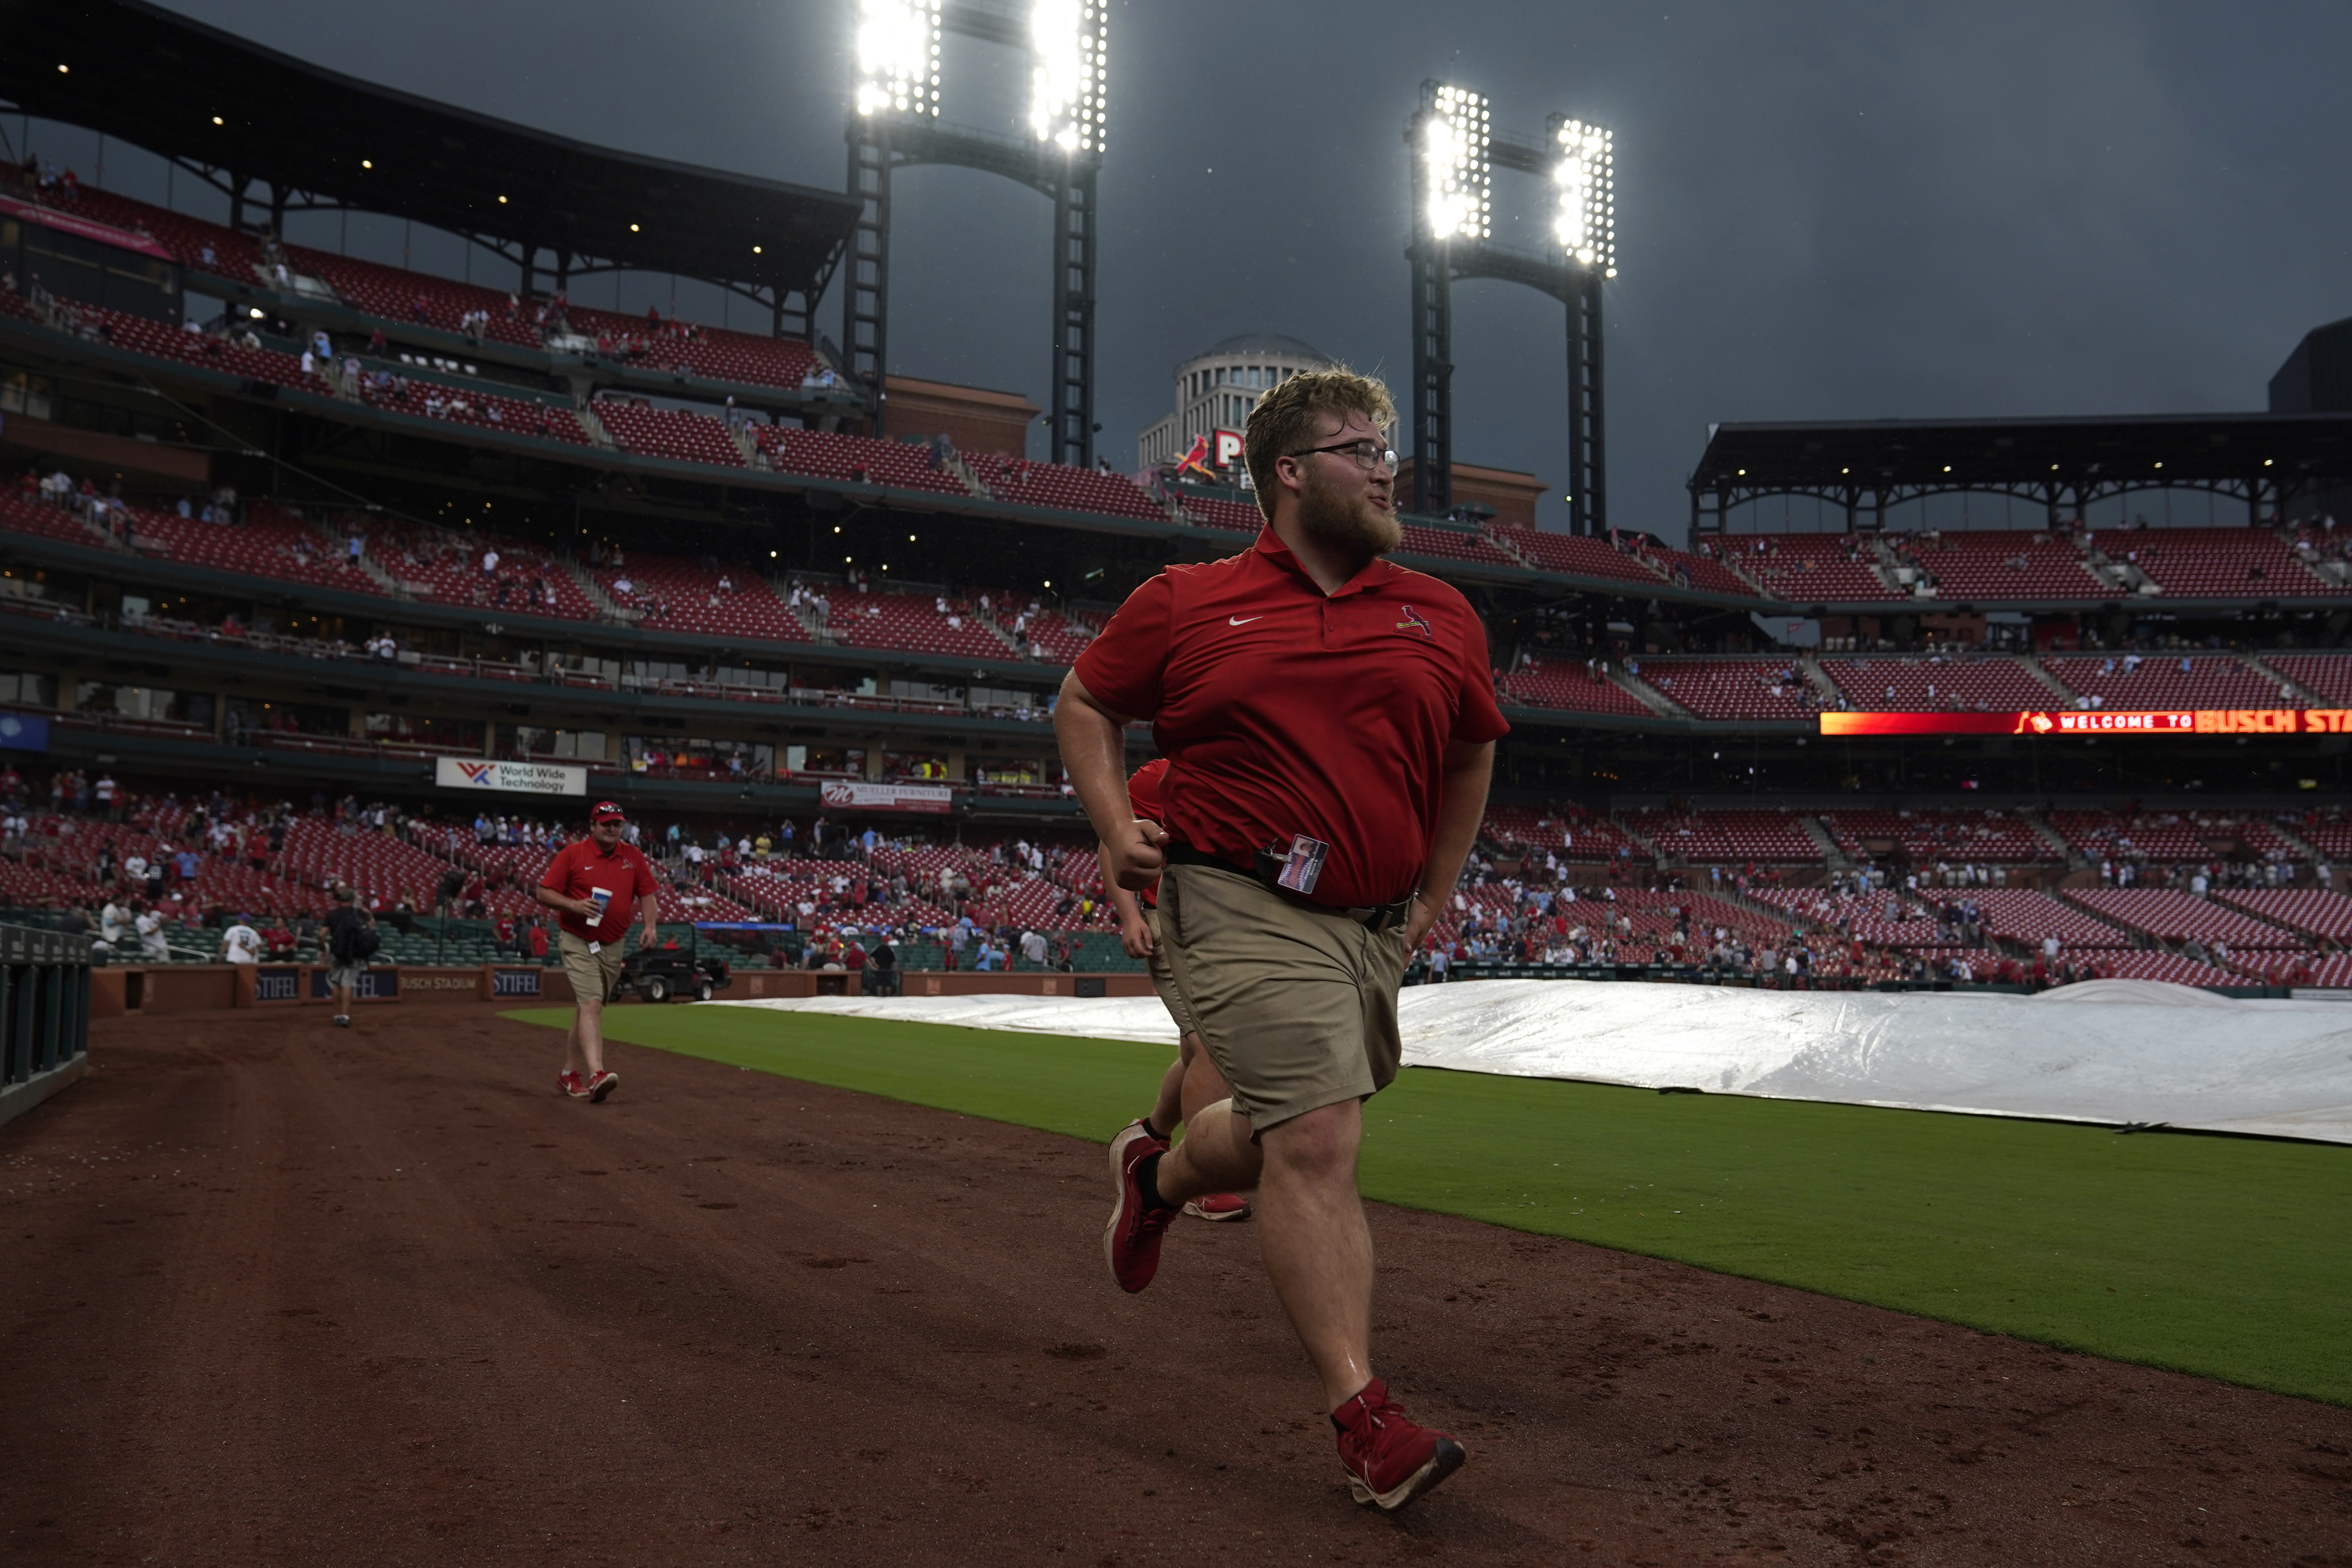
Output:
[1076, 528, 1508, 908]
[538, 835, 659, 942]
[1127, 758, 1171, 909]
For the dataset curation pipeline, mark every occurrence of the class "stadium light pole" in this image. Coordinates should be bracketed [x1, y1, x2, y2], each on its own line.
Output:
[1029, 0, 1107, 470]
[1549, 114, 1613, 538]
[1404, 84, 1616, 535]
[1406, 83, 1488, 518]
[843, 0, 1105, 467]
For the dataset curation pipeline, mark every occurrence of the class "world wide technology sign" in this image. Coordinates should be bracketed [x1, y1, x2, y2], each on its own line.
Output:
[1820, 709, 2352, 737]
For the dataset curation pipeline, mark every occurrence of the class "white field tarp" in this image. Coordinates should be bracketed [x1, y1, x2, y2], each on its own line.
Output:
[713, 978, 2352, 1145]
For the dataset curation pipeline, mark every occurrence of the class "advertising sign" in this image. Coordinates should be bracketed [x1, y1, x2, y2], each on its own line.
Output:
[1820, 708, 2352, 738]
[434, 756, 588, 797]
[489, 967, 544, 998]
[0, 710, 49, 752]
[816, 780, 955, 813]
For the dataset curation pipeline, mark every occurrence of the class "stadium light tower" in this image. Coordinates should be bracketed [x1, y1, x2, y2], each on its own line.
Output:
[845, 0, 1105, 467]
[1407, 83, 1616, 534]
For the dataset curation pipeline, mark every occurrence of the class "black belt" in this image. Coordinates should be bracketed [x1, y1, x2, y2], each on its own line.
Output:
[1163, 841, 1414, 934]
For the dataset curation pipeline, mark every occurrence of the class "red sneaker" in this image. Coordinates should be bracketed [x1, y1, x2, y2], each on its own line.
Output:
[1332, 1378, 1465, 1511]
[1102, 1119, 1175, 1293]
[557, 1070, 587, 1098]
[586, 1069, 619, 1103]
[1183, 1192, 1252, 1222]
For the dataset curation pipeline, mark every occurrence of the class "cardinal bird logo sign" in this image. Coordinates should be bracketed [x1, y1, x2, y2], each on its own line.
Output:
[1174, 434, 1217, 483]
[1395, 605, 1433, 638]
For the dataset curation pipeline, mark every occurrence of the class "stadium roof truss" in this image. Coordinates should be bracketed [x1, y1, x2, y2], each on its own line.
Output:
[0, 0, 860, 340]
[846, 0, 1104, 466]
[1688, 413, 2352, 534]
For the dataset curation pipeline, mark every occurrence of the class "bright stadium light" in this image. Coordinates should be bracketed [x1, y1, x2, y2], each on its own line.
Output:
[1552, 117, 1616, 276]
[853, 0, 941, 119]
[1029, 0, 1108, 154]
[1421, 85, 1490, 241]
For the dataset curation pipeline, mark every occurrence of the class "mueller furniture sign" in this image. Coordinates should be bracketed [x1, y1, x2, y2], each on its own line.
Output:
[817, 781, 954, 813]
[434, 757, 588, 796]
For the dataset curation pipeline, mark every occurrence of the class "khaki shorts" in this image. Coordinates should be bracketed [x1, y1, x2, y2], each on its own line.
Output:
[1143, 905, 1201, 1041]
[560, 932, 627, 1005]
[1156, 862, 1409, 1135]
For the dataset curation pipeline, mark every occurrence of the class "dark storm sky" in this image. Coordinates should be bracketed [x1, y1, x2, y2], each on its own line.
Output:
[53, 2, 2352, 539]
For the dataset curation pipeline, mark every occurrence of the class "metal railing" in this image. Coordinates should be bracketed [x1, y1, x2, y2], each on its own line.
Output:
[0, 922, 94, 1127]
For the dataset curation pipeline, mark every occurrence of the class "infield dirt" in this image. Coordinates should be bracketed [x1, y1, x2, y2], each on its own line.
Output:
[3, 1004, 2347, 1566]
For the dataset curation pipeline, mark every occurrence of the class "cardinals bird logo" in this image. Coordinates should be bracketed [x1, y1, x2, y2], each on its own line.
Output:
[1173, 434, 1217, 483]
[1395, 605, 1433, 638]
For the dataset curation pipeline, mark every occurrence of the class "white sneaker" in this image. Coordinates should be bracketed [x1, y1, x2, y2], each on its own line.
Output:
[333, 1014, 351, 1027]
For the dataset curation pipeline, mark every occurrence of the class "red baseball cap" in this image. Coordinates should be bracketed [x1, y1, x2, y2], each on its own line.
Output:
[590, 801, 627, 823]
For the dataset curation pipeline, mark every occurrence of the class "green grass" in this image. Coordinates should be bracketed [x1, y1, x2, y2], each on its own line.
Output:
[506, 1004, 2352, 1406]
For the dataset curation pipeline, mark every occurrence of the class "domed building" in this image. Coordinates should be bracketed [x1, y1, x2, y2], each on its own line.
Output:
[1135, 332, 1343, 474]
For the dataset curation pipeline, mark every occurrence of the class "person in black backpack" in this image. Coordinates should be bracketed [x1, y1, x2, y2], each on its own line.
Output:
[323, 884, 377, 1028]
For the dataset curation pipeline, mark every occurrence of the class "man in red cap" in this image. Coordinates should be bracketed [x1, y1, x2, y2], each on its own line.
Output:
[535, 800, 659, 1102]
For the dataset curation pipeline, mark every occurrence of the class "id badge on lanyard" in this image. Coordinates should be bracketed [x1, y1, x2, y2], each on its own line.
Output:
[1276, 834, 1330, 896]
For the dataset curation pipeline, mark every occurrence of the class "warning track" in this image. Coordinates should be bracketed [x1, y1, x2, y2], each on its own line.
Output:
[3, 1005, 2347, 1565]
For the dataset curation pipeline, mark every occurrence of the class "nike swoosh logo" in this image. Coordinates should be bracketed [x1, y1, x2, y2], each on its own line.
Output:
[1229, 615, 1263, 626]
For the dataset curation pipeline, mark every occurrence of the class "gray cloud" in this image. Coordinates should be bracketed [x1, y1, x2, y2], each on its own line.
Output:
[53, 1, 2352, 541]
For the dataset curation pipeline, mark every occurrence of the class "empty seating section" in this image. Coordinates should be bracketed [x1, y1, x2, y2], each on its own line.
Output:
[1748, 889, 1949, 947]
[2044, 809, 2210, 862]
[754, 427, 968, 495]
[1729, 535, 1892, 601]
[597, 556, 811, 641]
[817, 590, 1011, 660]
[1622, 808, 1818, 862]
[1905, 531, 2102, 600]
[284, 245, 537, 346]
[0, 491, 106, 547]
[67, 189, 263, 278]
[61, 301, 319, 389]
[1822, 808, 2051, 864]
[2080, 951, 2243, 985]
[132, 505, 384, 595]
[1969, 889, 2133, 947]
[1499, 656, 1659, 717]
[965, 454, 1169, 522]
[365, 521, 597, 618]
[278, 820, 454, 909]
[1175, 494, 1264, 533]
[1481, 804, 1642, 862]
[1490, 527, 1666, 588]
[360, 376, 589, 444]
[1018, 611, 1098, 664]
[1650, 546, 1758, 597]
[2113, 527, 2332, 598]
[2299, 811, 2352, 861]
[2265, 655, 2352, 704]
[1396, 525, 1519, 568]
[560, 304, 818, 391]
[2064, 888, 2301, 948]
[1637, 659, 1824, 720]
[2043, 655, 2284, 710]
[2213, 888, 2352, 941]
[590, 402, 743, 467]
[1822, 657, 2055, 711]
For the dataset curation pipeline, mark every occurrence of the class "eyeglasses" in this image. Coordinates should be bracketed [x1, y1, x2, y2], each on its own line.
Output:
[1289, 439, 1398, 473]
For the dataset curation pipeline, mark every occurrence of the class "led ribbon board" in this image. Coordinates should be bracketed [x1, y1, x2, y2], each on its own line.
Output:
[1820, 709, 2352, 737]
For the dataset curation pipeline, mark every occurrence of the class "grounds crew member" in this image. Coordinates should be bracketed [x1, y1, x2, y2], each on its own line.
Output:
[322, 885, 376, 1027]
[535, 800, 659, 1102]
[1058, 368, 1504, 1512]
[1100, 757, 1249, 1223]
